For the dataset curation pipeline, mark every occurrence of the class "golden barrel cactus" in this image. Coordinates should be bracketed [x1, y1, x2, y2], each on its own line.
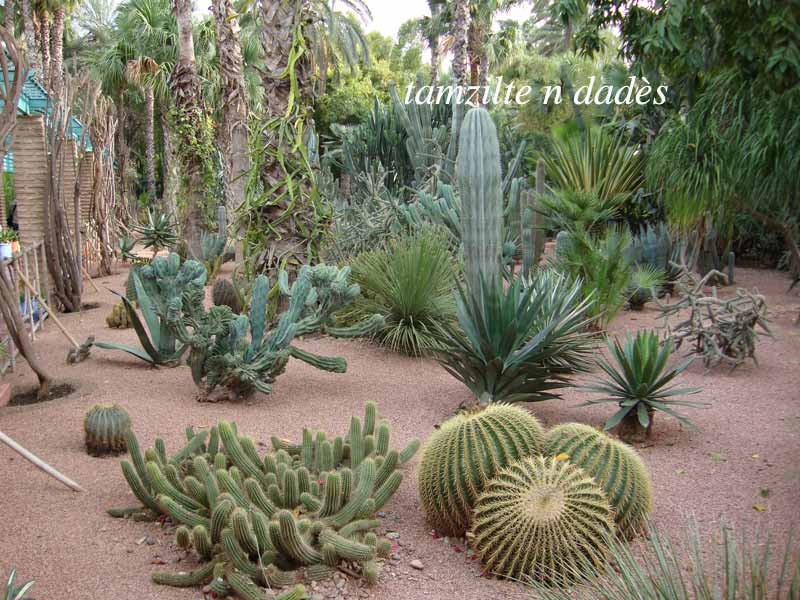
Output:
[84, 403, 132, 457]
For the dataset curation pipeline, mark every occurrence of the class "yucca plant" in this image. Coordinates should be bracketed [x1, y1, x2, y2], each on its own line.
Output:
[583, 330, 704, 442]
[3, 569, 34, 600]
[532, 522, 800, 600]
[134, 209, 178, 256]
[438, 274, 576, 405]
[340, 227, 457, 356]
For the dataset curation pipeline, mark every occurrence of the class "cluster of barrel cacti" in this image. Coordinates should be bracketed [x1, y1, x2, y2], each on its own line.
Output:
[110, 402, 418, 597]
[172, 264, 383, 400]
[417, 405, 652, 584]
[105, 301, 132, 329]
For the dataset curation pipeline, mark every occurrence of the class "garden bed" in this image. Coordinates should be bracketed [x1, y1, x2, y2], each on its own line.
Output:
[0, 264, 798, 599]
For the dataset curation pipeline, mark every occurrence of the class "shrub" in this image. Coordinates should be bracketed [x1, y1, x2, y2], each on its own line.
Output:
[2, 568, 35, 600]
[341, 227, 457, 356]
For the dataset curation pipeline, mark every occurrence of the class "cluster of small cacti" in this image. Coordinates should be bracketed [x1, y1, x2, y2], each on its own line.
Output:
[417, 407, 653, 584]
[105, 301, 133, 329]
[110, 402, 419, 597]
[84, 403, 131, 457]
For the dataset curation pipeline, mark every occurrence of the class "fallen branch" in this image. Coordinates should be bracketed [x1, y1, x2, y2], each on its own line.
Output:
[0, 430, 85, 492]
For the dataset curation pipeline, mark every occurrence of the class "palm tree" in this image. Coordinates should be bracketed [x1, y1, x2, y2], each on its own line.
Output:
[125, 56, 160, 200]
[452, 0, 469, 86]
[21, 0, 40, 71]
[211, 0, 249, 244]
[4, 0, 14, 32]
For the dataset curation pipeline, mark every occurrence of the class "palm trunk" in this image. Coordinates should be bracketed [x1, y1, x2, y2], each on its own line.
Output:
[467, 20, 481, 88]
[144, 84, 156, 199]
[161, 110, 178, 217]
[4, 0, 14, 33]
[39, 11, 50, 86]
[211, 0, 250, 262]
[49, 6, 64, 95]
[452, 0, 469, 87]
[429, 34, 440, 87]
[21, 0, 39, 72]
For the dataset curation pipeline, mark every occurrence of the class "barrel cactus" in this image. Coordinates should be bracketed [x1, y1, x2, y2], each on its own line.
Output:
[471, 455, 614, 584]
[458, 107, 504, 289]
[212, 278, 241, 314]
[417, 404, 545, 536]
[545, 423, 653, 538]
[84, 403, 132, 457]
[106, 301, 132, 329]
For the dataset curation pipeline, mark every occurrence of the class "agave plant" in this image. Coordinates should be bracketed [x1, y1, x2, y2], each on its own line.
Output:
[94, 253, 207, 366]
[133, 209, 178, 256]
[532, 522, 800, 600]
[118, 235, 137, 261]
[438, 274, 587, 405]
[583, 330, 705, 442]
[339, 227, 457, 356]
[2, 569, 34, 600]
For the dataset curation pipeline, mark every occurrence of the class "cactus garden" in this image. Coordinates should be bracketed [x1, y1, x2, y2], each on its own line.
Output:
[0, 1, 798, 599]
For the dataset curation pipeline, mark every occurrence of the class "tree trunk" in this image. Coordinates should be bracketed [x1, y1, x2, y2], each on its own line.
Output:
[0, 262, 51, 399]
[452, 0, 469, 87]
[49, 6, 64, 96]
[39, 11, 50, 86]
[4, 0, 14, 33]
[429, 33, 440, 87]
[144, 84, 156, 200]
[161, 110, 178, 217]
[21, 0, 39, 72]
[211, 0, 250, 262]
[467, 20, 480, 87]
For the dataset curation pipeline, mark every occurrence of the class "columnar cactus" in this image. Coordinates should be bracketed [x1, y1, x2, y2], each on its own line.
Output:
[471, 456, 614, 584]
[84, 403, 132, 457]
[457, 107, 504, 291]
[110, 403, 417, 595]
[212, 278, 242, 314]
[105, 302, 132, 329]
[545, 423, 653, 538]
[417, 404, 545, 536]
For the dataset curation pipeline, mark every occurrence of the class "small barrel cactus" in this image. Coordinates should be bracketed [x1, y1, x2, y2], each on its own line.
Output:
[84, 403, 132, 457]
[471, 455, 614, 584]
[106, 301, 133, 329]
[545, 423, 652, 538]
[417, 404, 545, 536]
[212, 278, 242, 314]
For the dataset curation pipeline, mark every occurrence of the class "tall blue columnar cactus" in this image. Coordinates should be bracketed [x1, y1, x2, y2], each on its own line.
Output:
[457, 108, 504, 291]
[95, 253, 207, 365]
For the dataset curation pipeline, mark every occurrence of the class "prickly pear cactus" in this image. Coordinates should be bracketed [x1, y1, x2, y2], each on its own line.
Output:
[110, 403, 416, 595]
[471, 455, 614, 584]
[84, 403, 131, 457]
[417, 404, 545, 536]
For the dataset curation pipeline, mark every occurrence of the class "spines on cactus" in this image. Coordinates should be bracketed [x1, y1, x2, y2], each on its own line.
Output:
[417, 404, 545, 536]
[211, 278, 242, 314]
[84, 403, 131, 457]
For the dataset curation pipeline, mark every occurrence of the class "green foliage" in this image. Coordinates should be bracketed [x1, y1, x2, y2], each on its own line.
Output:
[111, 403, 418, 592]
[532, 522, 800, 600]
[94, 253, 207, 366]
[133, 209, 179, 255]
[626, 264, 664, 310]
[118, 235, 137, 261]
[417, 404, 546, 536]
[2, 569, 35, 600]
[438, 273, 595, 405]
[340, 227, 456, 356]
[583, 330, 705, 440]
[316, 76, 383, 133]
[106, 301, 133, 329]
[84, 403, 132, 457]
[545, 423, 653, 538]
[193, 231, 227, 283]
[471, 455, 614, 584]
[537, 189, 619, 233]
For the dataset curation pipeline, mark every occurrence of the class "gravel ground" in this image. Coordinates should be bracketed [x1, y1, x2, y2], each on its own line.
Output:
[0, 265, 798, 600]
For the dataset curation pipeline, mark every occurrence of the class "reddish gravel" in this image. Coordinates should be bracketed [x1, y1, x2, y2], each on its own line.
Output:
[1, 265, 798, 599]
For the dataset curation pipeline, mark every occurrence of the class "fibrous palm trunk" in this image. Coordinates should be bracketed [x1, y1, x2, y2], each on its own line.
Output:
[144, 83, 156, 200]
[4, 0, 14, 33]
[429, 33, 440, 87]
[161, 109, 178, 217]
[21, 0, 39, 72]
[452, 0, 469, 87]
[170, 0, 211, 257]
[211, 0, 250, 261]
[38, 11, 50, 86]
[467, 19, 480, 87]
[49, 6, 65, 95]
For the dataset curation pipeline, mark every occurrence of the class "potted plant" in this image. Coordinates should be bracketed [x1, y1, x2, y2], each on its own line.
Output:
[0, 228, 18, 260]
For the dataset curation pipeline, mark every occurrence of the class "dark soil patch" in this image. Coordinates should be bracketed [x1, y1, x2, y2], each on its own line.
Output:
[82, 302, 102, 311]
[9, 382, 77, 406]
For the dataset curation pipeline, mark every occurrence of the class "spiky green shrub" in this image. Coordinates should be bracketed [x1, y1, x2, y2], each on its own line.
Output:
[84, 403, 132, 457]
[471, 455, 614, 584]
[537, 189, 620, 233]
[417, 404, 545, 536]
[626, 264, 665, 310]
[94, 253, 207, 366]
[583, 330, 705, 442]
[437, 273, 593, 405]
[110, 402, 417, 594]
[2, 569, 35, 600]
[532, 522, 800, 600]
[118, 235, 136, 261]
[339, 227, 457, 356]
[193, 231, 227, 282]
[134, 209, 178, 256]
[545, 423, 652, 538]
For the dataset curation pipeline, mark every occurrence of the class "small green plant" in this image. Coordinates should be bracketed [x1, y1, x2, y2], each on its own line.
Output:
[193, 231, 227, 282]
[626, 264, 665, 310]
[417, 404, 545, 536]
[134, 209, 178, 256]
[2, 569, 34, 600]
[0, 228, 19, 243]
[84, 403, 132, 457]
[471, 455, 614, 584]
[340, 227, 457, 356]
[583, 330, 705, 442]
[118, 235, 137, 261]
[105, 301, 133, 329]
[531, 522, 800, 600]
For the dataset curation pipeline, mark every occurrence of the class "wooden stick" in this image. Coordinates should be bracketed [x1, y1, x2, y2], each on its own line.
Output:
[0, 430, 85, 492]
[16, 271, 81, 349]
[81, 265, 101, 293]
